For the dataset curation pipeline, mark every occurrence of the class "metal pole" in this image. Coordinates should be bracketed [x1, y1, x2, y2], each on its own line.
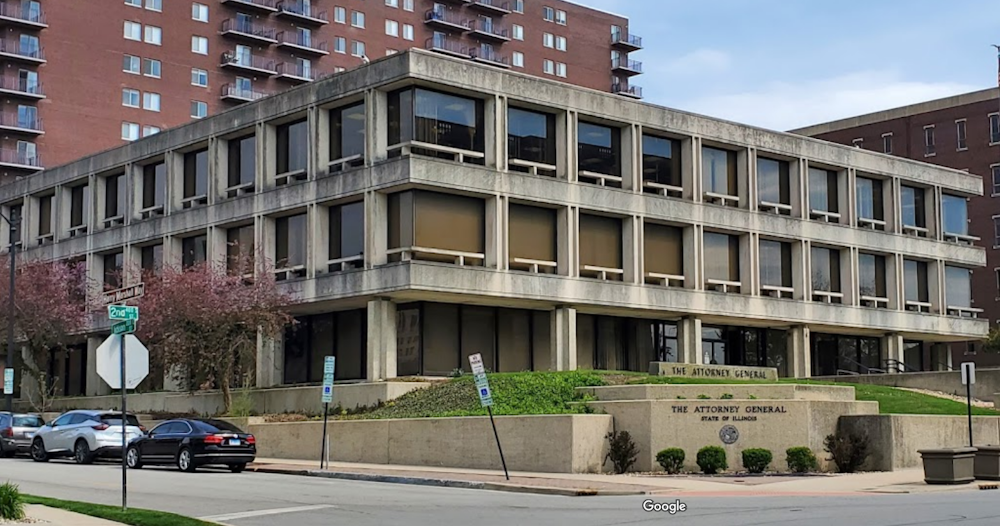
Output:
[319, 402, 329, 470]
[487, 406, 509, 481]
[121, 334, 127, 512]
[967, 380, 974, 448]
[4, 222, 14, 414]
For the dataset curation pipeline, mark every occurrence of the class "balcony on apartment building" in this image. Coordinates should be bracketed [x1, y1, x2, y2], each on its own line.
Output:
[221, 19, 278, 45]
[0, 148, 40, 170]
[611, 57, 642, 76]
[0, 39, 43, 64]
[221, 51, 277, 75]
[0, 112, 42, 134]
[220, 83, 270, 103]
[466, 19, 510, 42]
[0, 2, 46, 29]
[276, 62, 316, 83]
[425, 8, 469, 32]
[612, 82, 642, 99]
[469, 0, 510, 15]
[275, 1, 329, 25]
[276, 31, 329, 55]
[611, 31, 642, 52]
[0, 76, 42, 99]
[425, 35, 470, 59]
[469, 46, 509, 68]
[220, 0, 278, 13]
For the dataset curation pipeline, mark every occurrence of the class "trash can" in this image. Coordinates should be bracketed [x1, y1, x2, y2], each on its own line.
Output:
[974, 446, 1000, 481]
[918, 447, 977, 485]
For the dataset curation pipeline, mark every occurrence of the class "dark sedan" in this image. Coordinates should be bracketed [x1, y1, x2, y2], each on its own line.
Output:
[126, 418, 256, 473]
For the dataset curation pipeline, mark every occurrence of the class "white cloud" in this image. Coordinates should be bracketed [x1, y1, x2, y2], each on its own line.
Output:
[660, 49, 732, 76]
[651, 70, 979, 131]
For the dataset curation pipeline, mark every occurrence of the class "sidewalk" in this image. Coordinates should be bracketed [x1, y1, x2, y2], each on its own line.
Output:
[24, 505, 123, 526]
[247, 458, 992, 497]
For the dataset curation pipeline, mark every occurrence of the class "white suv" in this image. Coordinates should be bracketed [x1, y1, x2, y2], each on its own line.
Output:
[31, 410, 145, 464]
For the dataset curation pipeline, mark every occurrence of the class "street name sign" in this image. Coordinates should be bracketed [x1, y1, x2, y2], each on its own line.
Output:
[102, 283, 145, 307]
[112, 320, 136, 335]
[108, 305, 139, 321]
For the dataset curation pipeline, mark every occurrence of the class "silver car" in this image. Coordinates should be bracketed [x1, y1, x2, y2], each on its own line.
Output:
[31, 410, 145, 464]
[0, 412, 44, 457]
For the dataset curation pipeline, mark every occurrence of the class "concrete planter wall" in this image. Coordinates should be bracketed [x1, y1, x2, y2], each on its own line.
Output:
[975, 446, 1000, 481]
[918, 448, 977, 484]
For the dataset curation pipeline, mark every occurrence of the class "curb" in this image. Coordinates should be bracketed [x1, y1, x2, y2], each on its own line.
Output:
[249, 465, 645, 497]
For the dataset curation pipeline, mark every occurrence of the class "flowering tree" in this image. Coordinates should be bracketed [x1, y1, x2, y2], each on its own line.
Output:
[134, 260, 292, 413]
[0, 257, 90, 411]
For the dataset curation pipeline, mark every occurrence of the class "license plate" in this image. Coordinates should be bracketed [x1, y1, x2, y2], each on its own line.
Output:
[228, 439, 241, 446]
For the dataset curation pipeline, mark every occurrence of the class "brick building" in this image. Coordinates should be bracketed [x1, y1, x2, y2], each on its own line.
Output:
[791, 88, 1000, 367]
[0, 0, 640, 178]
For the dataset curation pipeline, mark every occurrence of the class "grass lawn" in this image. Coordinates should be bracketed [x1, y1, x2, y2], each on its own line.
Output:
[24, 495, 214, 526]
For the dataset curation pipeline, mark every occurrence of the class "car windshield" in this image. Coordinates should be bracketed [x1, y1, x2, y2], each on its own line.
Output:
[196, 419, 244, 434]
[13, 416, 43, 427]
[100, 414, 142, 427]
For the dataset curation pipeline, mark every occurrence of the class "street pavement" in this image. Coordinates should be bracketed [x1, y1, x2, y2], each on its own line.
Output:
[4, 458, 1000, 526]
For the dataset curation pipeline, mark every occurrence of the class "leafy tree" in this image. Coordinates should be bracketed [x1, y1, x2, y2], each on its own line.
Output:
[984, 326, 1000, 353]
[134, 260, 292, 412]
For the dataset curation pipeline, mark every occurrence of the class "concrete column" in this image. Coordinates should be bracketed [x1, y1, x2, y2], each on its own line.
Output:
[931, 186, 943, 241]
[307, 105, 320, 178]
[366, 298, 397, 382]
[841, 167, 854, 226]
[929, 260, 945, 314]
[684, 225, 703, 290]
[887, 253, 902, 310]
[256, 330, 283, 388]
[85, 336, 110, 396]
[632, 124, 644, 193]
[305, 203, 319, 278]
[622, 124, 639, 192]
[51, 184, 63, 242]
[207, 137, 219, 206]
[741, 232, 757, 295]
[677, 316, 702, 364]
[737, 147, 751, 209]
[485, 94, 500, 169]
[365, 191, 388, 268]
[889, 177, 901, 234]
[843, 247, 858, 306]
[257, 121, 270, 190]
[207, 224, 227, 269]
[799, 159, 811, 220]
[314, 203, 331, 275]
[550, 306, 577, 371]
[558, 206, 578, 277]
[930, 343, 952, 371]
[787, 326, 811, 378]
[485, 195, 502, 269]
[689, 137, 702, 202]
[562, 111, 577, 182]
[791, 239, 808, 300]
[367, 89, 388, 165]
[789, 157, 804, 218]
[883, 333, 904, 373]
[165, 150, 182, 213]
[496, 96, 508, 172]
[623, 215, 640, 284]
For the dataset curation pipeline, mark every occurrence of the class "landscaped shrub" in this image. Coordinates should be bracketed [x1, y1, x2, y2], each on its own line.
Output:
[605, 430, 639, 474]
[720, 393, 734, 400]
[0, 482, 25, 521]
[785, 447, 819, 473]
[656, 448, 685, 474]
[697, 394, 711, 400]
[696, 446, 727, 474]
[741, 448, 772, 474]
[824, 430, 871, 473]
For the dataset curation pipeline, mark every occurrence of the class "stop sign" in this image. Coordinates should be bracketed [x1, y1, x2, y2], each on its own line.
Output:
[96, 334, 149, 389]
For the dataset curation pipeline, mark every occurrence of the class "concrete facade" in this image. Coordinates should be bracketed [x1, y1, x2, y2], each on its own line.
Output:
[0, 50, 989, 403]
[840, 414, 1000, 471]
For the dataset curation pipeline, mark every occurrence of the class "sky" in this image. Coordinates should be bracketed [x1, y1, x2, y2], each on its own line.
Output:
[579, 0, 1000, 131]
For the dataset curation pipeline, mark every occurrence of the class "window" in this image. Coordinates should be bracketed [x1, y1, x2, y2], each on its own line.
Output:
[512, 51, 523, 68]
[334, 6, 346, 23]
[386, 0, 398, 6]
[386, 19, 399, 37]
[329, 202, 365, 262]
[555, 10, 566, 24]
[122, 88, 140, 108]
[855, 176, 884, 228]
[543, 33, 554, 48]
[543, 6, 554, 21]
[124, 21, 141, 40]
[555, 36, 566, 51]
[543, 59, 554, 74]
[811, 247, 841, 294]
[69, 184, 90, 229]
[759, 239, 791, 289]
[351, 40, 365, 57]
[858, 253, 887, 301]
[36, 195, 51, 237]
[513, 0, 523, 13]
[277, 119, 308, 176]
[19, 34, 38, 57]
[145, 0, 161, 11]
[192, 3, 209, 22]
[182, 234, 208, 268]
[228, 134, 256, 189]
[140, 244, 162, 273]
[404, 0, 414, 11]
[143, 58, 161, 78]
[508, 204, 558, 271]
[16, 140, 34, 166]
[123, 54, 140, 74]
[183, 149, 209, 200]
[226, 225, 254, 273]
[142, 161, 166, 210]
[513, 24, 523, 40]
[991, 114, 1000, 144]
[956, 119, 967, 150]
[122, 122, 139, 141]
[642, 134, 681, 189]
[702, 146, 736, 197]
[579, 214, 622, 277]
[945, 266, 972, 309]
[643, 222, 683, 282]
[808, 167, 839, 215]
[704, 232, 740, 286]
[388, 87, 485, 155]
[334, 37, 346, 53]
[851, 138, 863, 148]
[403, 24, 414, 40]
[556, 62, 566, 77]
[388, 191, 486, 261]
[994, 216, 1000, 247]
[903, 259, 929, 305]
[508, 107, 555, 168]
[882, 133, 892, 154]
[923, 125, 935, 156]
[330, 102, 366, 163]
[993, 165, 1000, 196]
[191, 68, 208, 87]
[184, 100, 206, 120]
[143, 92, 160, 112]
[275, 214, 308, 271]
[578, 122, 620, 177]
[104, 252, 123, 288]
[142, 126, 160, 137]
[191, 36, 208, 54]
[125, 0, 141, 6]
[351, 10, 365, 28]
[144, 25, 162, 45]
[757, 157, 790, 207]
[901, 185, 926, 230]
[105, 174, 125, 220]
[942, 194, 968, 236]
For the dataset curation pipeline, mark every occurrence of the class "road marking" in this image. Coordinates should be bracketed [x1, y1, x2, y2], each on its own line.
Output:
[199, 505, 337, 522]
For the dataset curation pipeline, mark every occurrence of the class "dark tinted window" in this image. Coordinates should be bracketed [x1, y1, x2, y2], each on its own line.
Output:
[578, 122, 620, 176]
[331, 102, 365, 160]
[389, 88, 484, 153]
[184, 149, 209, 198]
[228, 134, 256, 188]
[193, 419, 244, 434]
[14, 416, 42, 427]
[142, 162, 166, 209]
[70, 413, 95, 425]
[101, 414, 141, 427]
[642, 134, 681, 187]
[508, 107, 555, 165]
[52, 414, 73, 427]
[277, 119, 308, 174]
[0, 414, 9, 427]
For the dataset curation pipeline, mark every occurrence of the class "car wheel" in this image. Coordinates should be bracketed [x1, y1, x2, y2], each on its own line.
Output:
[177, 448, 196, 473]
[126, 446, 143, 469]
[30, 439, 48, 463]
[74, 440, 93, 465]
[229, 463, 246, 474]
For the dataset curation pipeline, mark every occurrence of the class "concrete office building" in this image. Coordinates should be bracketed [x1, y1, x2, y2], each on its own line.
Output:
[792, 88, 1000, 367]
[0, 50, 986, 399]
[0, 0, 640, 180]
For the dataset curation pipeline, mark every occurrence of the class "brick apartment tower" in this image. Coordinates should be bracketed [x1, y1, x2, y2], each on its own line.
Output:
[792, 88, 1000, 367]
[0, 0, 641, 180]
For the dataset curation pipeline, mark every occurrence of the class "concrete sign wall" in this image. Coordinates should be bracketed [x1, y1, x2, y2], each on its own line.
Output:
[649, 363, 778, 381]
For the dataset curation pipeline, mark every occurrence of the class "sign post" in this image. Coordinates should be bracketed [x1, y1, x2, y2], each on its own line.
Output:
[319, 356, 335, 470]
[962, 362, 976, 447]
[104, 302, 145, 513]
[468, 353, 508, 480]
[2, 368, 11, 396]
